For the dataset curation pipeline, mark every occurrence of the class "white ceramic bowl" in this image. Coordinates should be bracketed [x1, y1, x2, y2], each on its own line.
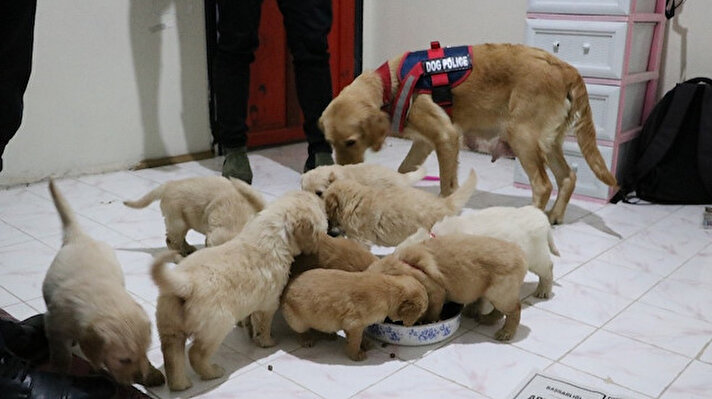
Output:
[365, 303, 462, 346]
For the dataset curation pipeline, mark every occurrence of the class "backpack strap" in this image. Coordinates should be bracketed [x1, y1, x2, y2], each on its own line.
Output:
[698, 83, 712, 195]
[632, 82, 699, 185]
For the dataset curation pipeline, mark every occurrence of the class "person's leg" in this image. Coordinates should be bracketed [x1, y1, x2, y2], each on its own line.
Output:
[212, 0, 263, 183]
[277, 0, 334, 171]
[0, 0, 37, 173]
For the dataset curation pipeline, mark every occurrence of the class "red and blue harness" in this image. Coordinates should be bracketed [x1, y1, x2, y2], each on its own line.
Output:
[376, 41, 473, 133]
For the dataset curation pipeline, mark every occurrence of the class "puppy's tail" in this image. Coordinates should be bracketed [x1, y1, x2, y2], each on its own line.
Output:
[123, 185, 165, 209]
[49, 179, 85, 245]
[444, 169, 477, 212]
[150, 251, 192, 298]
[547, 228, 560, 257]
[404, 166, 427, 185]
[228, 177, 267, 212]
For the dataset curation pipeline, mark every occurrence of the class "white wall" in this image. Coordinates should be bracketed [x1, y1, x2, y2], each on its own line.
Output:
[363, 0, 711, 94]
[0, 0, 211, 187]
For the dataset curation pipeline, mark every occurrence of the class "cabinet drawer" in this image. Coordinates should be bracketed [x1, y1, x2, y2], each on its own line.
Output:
[573, 81, 647, 141]
[514, 141, 614, 199]
[526, 19, 655, 79]
[527, 0, 657, 15]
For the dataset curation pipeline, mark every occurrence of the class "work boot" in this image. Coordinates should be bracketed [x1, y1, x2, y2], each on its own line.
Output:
[304, 152, 334, 172]
[222, 146, 253, 184]
[0, 315, 48, 364]
[0, 348, 117, 399]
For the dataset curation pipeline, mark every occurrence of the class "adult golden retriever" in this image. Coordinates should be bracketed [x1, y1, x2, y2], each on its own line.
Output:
[319, 43, 617, 224]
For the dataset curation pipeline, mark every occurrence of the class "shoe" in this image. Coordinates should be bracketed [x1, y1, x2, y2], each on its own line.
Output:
[0, 315, 48, 364]
[222, 146, 253, 184]
[0, 348, 117, 399]
[304, 152, 334, 172]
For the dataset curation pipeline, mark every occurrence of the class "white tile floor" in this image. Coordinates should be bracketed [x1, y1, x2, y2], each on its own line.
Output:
[1, 137, 711, 399]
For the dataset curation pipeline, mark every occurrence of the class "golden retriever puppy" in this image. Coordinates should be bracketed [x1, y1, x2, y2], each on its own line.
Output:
[324, 169, 477, 247]
[151, 191, 327, 391]
[368, 234, 527, 341]
[282, 268, 428, 361]
[124, 176, 265, 255]
[301, 163, 426, 197]
[319, 43, 617, 224]
[290, 232, 378, 276]
[399, 206, 559, 298]
[42, 180, 164, 386]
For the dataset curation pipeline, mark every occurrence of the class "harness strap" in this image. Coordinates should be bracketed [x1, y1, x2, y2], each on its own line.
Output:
[375, 62, 393, 113]
[392, 62, 423, 132]
[427, 41, 454, 115]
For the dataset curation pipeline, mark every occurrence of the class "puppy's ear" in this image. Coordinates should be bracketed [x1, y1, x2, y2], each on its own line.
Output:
[292, 218, 320, 255]
[361, 109, 390, 151]
[398, 299, 424, 327]
[328, 171, 337, 184]
[80, 324, 106, 369]
[323, 189, 339, 220]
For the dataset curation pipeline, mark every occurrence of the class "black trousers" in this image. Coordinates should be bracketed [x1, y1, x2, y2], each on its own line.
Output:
[0, 0, 37, 172]
[212, 0, 333, 155]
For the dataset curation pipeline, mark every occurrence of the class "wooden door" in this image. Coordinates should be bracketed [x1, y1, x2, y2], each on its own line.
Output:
[237, 0, 356, 148]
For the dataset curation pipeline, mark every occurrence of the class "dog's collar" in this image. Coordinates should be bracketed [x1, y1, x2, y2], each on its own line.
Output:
[375, 61, 393, 115]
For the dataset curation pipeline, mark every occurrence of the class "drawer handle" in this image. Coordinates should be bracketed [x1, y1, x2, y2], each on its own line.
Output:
[553, 41, 560, 53]
[582, 42, 591, 54]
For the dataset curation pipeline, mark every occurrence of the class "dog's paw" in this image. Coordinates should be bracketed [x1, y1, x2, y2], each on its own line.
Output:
[348, 349, 367, 361]
[168, 377, 193, 392]
[534, 288, 551, 299]
[139, 367, 166, 387]
[200, 364, 225, 380]
[494, 328, 514, 341]
[546, 211, 564, 225]
[254, 335, 277, 348]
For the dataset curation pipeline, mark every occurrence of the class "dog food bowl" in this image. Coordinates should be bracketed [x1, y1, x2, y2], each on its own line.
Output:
[365, 302, 463, 346]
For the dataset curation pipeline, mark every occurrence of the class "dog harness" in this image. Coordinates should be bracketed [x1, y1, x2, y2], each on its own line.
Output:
[376, 41, 473, 133]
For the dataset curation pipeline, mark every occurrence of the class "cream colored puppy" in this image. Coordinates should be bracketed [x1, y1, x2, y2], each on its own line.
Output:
[399, 206, 559, 298]
[301, 163, 426, 197]
[282, 269, 428, 361]
[124, 176, 265, 255]
[151, 191, 327, 391]
[43, 180, 164, 386]
[368, 234, 527, 341]
[324, 170, 477, 247]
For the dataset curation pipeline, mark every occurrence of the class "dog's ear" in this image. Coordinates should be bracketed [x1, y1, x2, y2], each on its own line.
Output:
[292, 218, 320, 255]
[398, 298, 425, 327]
[361, 109, 390, 151]
[80, 323, 107, 369]
[328, 171, 337, 184]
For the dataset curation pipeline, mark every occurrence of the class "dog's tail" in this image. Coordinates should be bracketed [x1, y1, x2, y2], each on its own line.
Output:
[567, 70, 617, 187]
[123, 185, 165, 209]
[547, 227, 560, 257]
[49, 179, 85, 245]
[228, 177, 267, 212]
[404, 166, 427, 185]
[150, 251, 192, 298]
[444, 169, 478, 212]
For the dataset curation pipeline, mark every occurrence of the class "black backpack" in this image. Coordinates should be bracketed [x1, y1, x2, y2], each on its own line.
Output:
[611, 77, 712, 204]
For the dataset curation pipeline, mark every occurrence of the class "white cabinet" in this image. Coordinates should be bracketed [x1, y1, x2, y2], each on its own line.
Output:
[527, 0, 657, 15]
[515, 0, 667, 201]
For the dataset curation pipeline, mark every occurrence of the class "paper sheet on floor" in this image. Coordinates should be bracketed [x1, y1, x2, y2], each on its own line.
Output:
[510, 371, 628, 399]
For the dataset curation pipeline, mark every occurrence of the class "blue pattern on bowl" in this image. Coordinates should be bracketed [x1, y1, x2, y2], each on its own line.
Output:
[365, 311, 461, 346]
